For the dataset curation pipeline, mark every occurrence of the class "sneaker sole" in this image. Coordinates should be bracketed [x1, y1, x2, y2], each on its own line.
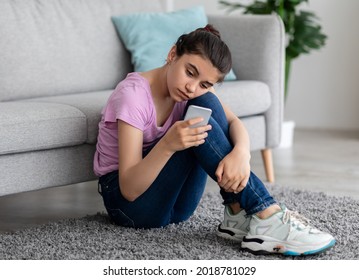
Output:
[216, 224, 247, 242]
[241, 236, 336, 256]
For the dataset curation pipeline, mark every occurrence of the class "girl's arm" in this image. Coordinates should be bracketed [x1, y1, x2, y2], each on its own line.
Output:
[117, 118, 211, 201]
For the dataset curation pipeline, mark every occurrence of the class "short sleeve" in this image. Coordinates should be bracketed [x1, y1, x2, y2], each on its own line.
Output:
[101, 75, 154, 131]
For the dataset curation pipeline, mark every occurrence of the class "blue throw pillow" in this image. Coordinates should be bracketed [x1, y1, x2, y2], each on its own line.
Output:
[112, 6, 236, 81]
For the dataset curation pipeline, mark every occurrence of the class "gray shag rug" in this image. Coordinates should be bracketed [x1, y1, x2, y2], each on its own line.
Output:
[1, 185, 358, 260]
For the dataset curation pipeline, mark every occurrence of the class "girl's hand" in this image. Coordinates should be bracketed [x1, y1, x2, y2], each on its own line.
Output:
[161, 118, 212, 152]
[215, 149, 251, 193]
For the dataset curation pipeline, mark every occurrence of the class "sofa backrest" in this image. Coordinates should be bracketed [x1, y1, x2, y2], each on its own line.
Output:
[0, 0, 164, 102]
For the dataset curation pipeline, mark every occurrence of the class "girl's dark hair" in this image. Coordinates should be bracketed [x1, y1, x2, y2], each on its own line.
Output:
[175, 24, 232, 82]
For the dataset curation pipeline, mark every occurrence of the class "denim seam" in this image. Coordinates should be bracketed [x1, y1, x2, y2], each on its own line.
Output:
[205, 135, 228, 161]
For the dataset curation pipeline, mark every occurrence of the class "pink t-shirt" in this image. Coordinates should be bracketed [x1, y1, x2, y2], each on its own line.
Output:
[93, 72, 187, 177]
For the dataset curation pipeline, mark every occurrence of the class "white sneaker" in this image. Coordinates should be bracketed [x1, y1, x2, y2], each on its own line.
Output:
[241, 205, 336, 255]
[216, 206, 251, 242]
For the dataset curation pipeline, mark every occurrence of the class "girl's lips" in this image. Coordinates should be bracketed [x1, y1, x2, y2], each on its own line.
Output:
[178, 89, 190, 100]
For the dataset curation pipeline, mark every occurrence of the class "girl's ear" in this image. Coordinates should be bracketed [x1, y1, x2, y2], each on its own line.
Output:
[166, 45, 177, 64]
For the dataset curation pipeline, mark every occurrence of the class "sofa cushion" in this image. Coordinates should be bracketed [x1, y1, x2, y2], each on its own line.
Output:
[112, 6, 237, 81]
[112, 6, 207, 73]
[0, 0, 164, 102]
[215, 81, 271, 117]
[22, 82, 269, 147]
[241, 115, 266, 150]
[0, 102, 87, 155]
[23, 90, 113, 144]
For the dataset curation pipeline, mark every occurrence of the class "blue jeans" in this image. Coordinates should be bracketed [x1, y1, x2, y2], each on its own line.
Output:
[98, 93, 276, 228]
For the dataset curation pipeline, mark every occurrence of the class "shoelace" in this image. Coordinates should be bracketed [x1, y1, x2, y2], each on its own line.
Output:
[282, 209, 311, 231]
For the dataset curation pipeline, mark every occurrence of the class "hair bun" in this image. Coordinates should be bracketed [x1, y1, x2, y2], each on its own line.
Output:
[202, 24, 220, 38]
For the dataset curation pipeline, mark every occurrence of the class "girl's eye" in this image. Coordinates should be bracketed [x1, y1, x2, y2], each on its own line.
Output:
[201, 83, 209, 89]
[186, 70, 194, 77]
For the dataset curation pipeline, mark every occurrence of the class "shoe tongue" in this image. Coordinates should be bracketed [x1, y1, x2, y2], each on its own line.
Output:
[282, 209, 312, 230]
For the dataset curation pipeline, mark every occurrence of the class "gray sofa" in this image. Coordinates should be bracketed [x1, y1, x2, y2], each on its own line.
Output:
[0, 0, 284, 197]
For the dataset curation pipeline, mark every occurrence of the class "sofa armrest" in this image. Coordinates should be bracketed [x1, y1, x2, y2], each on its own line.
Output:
[208, 14, 285, 148]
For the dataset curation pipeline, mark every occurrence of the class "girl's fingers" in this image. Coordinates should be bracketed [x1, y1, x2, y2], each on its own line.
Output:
[184, 119, 212, 132]
[186, 117, 203, 127]
[215, 164, 223, 183]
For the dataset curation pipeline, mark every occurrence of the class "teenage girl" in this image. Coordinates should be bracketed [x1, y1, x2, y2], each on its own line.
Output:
[94, 24, 335, 255]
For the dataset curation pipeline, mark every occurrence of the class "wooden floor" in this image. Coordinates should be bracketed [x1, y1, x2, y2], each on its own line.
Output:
[0, 129, 358, 233]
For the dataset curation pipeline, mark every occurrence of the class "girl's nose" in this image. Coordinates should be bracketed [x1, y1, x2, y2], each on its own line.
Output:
[185, 83, 195, 94]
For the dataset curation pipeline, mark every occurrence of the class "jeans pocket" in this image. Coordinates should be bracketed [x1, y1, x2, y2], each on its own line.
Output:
[99, 174, 121, 209]
[99, 174, 135, 228]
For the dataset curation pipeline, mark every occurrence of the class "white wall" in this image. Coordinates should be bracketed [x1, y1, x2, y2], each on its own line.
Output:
[171, 0, 359, 130]
[285, 0, 359, 130]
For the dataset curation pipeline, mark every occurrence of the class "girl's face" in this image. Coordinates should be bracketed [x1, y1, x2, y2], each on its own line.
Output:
[166, 47, 222, 102]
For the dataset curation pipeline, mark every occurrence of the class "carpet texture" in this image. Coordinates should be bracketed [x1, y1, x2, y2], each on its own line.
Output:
[1, 185, 358, 260]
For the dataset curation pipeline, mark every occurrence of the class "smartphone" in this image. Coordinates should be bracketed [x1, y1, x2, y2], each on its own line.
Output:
[184, 105, 212, 128]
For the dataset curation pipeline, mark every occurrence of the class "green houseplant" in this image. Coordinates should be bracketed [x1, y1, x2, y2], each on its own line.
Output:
[220, 0, 327, 100]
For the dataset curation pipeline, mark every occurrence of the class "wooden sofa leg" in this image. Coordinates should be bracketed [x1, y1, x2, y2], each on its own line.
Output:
[261, 148, 275, 183]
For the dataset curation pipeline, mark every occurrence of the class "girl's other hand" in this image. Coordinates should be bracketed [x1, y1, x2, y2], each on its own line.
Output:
[215, 149, 251, 193]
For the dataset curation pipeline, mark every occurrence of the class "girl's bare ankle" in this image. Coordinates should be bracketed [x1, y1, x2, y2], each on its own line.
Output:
[256, 204, 281, 219]
[229, 202, 242, 215]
